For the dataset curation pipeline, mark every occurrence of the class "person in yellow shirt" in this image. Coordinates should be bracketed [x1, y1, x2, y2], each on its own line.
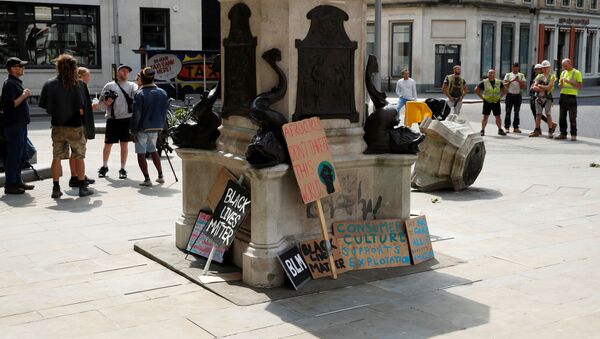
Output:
[556, 58, 583, 141]
[475, 69, 506, 136]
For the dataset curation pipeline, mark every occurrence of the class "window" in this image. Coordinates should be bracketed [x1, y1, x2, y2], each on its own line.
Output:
[573, 32, 581, 68]
[523, 0, 531, 2]
[481, 22, 495, 78]
[576, 0, 584, 7]
[500, 24, 514, 76]
[366, 23, 375, 57]
[546, 0, 555, 5]
[592, 0, 597, 8]
[561, 0, 570, 6]
[140, 8, 170, 50]
[390, 22, 412, 77]
[518, 24, 529, 75]
[585, 33, 594, 73]
[0, 3, 100, 67]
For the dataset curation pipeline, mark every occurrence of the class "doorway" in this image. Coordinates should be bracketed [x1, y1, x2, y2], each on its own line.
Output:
[435, 44, 461, 88]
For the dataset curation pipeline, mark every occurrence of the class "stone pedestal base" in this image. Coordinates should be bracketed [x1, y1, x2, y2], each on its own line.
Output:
[175, 148, 416, 287]
[411, 115, 486, 192]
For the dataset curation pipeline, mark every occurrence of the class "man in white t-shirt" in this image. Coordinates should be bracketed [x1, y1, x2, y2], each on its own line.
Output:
[395, 68, 417, 118]
[502, 62, 526, 133]
[97, 65, 138, 179]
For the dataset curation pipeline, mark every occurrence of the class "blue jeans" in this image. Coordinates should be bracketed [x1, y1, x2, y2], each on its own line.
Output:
[3, 124, 27, 187]
[397, 98, 409, 113]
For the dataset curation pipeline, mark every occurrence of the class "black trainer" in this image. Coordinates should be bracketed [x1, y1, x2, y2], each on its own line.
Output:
[118, 169, 127, 179]
[51, 187, 63, 199]
[98, 166, 109, 177]
[69, 176, 96, 187]
[498, 129, 507, 136]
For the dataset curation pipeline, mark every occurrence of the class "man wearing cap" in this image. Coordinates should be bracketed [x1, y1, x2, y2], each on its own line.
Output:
[530, 60, 556, 138]
[557, 58, 583, 141]
[529, 64, 556, 135]
[98, 65, 138, 179]
[502, 62, 526, 133]
[475, 69, 507, 136]
[130, 67, 168, 186]
[1, 57, 34, 194]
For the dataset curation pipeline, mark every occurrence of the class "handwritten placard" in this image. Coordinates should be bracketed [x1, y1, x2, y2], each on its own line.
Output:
[299, 237, 347, 279]
[405, 216, 435, 264]
[282, 117, 340, 204]
[277, 246, 312, 290]
[202, 180, 251, 250]
[186, 211, 225, 263]
[334, 219, 411, 270]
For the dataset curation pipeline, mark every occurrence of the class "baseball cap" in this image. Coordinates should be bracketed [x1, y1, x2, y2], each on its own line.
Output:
[117, 64, 132, 72]
[541, 60, 551, 68]
[534, 64, 543, 69]
[139, 67, 156, 82]
[6, 57, 28, 69]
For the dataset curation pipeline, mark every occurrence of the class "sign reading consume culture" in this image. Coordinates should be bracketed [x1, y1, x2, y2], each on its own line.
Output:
[282, 117, 340, 204]
[202, 180, 251, 250]
[334, 219, 411, 270]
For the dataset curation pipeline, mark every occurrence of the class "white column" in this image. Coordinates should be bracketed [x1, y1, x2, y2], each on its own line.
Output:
[581, 29, 587, 73]
[551, 26, 559, 68]
[595, 31, 600, 75]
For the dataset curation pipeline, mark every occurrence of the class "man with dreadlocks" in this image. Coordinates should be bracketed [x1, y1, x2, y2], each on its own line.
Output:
[39, 54, 93, 198]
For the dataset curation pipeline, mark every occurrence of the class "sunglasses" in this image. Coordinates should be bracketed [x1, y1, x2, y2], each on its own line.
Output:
[12, 64, 24, 68]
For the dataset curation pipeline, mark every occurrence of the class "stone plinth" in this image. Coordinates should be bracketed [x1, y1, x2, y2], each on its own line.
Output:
[176, 147, 416, 287]
[411, 115, 486, 192]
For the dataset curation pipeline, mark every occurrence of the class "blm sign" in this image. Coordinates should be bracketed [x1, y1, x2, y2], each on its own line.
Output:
[277, 246, 312, 290]
[282, 117, 340, 204]
[202, 180, 251, 250]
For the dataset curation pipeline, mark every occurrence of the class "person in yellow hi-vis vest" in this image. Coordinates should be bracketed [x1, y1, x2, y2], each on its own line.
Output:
[556, 58, 583, 141]
[475, 69, 507, 136]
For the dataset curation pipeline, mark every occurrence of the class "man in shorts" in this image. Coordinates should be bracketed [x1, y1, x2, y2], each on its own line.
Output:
[442, 65, 468, 115]
[39, 54, 93, 198]
[474, 69, 506, 136]
[130, 68, 168, 186]
[98, 65, 138, 179]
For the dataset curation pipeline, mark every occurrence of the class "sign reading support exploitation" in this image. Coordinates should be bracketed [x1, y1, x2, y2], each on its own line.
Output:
[202, 180, 251, 250]
[299, 238, 347, 279]
[282, 117, 340, 204]
[186, 211, 225, 263]
[334, 219, 411, 270]
[405, 216, 435, 264]
[277, 246, 312, 290]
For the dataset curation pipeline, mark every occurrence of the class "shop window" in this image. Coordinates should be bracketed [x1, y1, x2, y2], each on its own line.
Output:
[481, 22, 495, 78]
[561, 0, 570, 6]
[390, 22, 412, 77]
[592, 0, 598, 8]
[546, 0, 555, 5]
[140, 8, 170, 50]
[585, 33, 594, 73]
[576, 0, 584, 7]
[366, 23, 375, 57]
[0, 3, 100, 67]
[518, 24, 529, 75]
[500, 23, 514, 76]
[573, 32, 581, 68]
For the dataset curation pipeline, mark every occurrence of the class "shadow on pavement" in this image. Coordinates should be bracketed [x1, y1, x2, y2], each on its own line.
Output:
[46, 194, 103, 212]
[0, 193, 36, 207]
[413, 186, 503, 201]
[136, 185, 180, 197]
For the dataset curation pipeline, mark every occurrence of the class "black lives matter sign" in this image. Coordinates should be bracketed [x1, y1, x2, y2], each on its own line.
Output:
[277, 246, 312, 290]
[202, 180, 251, 250]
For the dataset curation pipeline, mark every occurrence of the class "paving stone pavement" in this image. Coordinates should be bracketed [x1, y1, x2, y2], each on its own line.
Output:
[1, 117, 599, 338]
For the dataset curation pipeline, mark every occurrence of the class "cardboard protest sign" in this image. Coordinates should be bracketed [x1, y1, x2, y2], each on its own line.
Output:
[277, 246, 312, 290]
[405, 216, 435, 264]
[207, 167, 237, 211]
[282, 117, 340, 204]
[202, 180, 251, 250]
[334, 219, 411, 270]
[186, 211, 225, 263]
[299, 237, 347, 279]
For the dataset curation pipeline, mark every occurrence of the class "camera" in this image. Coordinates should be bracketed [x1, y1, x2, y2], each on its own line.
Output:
[103, 89, 118, 101]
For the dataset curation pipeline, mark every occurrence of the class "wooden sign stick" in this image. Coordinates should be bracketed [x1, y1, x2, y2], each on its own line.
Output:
[316, 199, 338, 279]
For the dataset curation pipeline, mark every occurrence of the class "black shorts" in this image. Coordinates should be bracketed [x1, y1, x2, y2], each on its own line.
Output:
[105, 118, 132, 144]
[482, 101, 501, 116]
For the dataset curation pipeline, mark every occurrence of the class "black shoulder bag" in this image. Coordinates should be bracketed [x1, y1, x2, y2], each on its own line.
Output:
[116, 82, 134, 113]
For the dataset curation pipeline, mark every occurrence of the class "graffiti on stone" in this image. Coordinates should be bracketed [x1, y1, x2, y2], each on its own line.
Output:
[306, 179, 382, 221]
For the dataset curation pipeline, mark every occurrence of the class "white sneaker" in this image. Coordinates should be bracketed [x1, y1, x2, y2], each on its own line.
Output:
[155, 177, 165, 184]
[139, 179, 152, 187]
